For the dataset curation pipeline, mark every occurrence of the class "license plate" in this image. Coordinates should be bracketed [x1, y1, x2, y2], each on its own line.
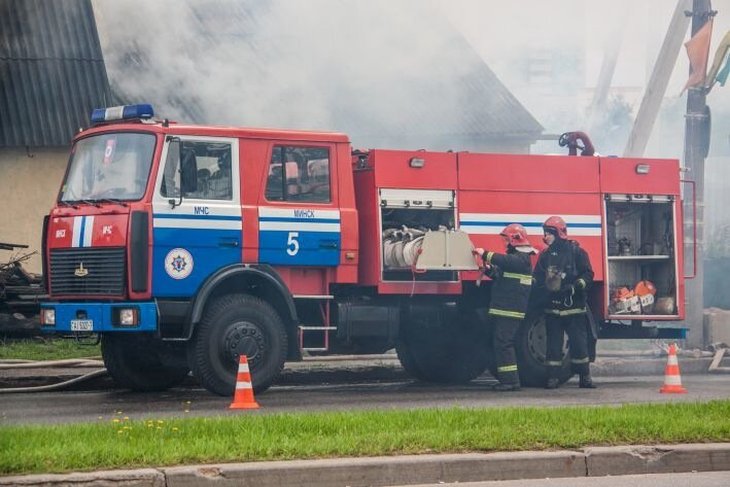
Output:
[70, 319, 93, 331]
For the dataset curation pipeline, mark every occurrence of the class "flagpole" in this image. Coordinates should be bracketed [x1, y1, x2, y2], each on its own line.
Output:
[683, 0, 715, 349]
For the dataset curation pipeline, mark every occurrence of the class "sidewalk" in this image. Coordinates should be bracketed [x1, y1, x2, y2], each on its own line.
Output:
[2, 443, 729, 486]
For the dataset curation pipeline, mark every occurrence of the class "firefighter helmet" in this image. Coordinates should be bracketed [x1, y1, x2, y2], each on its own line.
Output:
[500, 223, 534, 249]
[500, 223, 537, 254]
[543, 216, 568, 239]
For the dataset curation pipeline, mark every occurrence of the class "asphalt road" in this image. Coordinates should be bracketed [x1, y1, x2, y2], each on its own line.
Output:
[1, 374, 729, 425]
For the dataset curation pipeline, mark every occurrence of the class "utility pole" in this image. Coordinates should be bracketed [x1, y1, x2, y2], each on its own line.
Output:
[683, 0, 715, 348]
[624, 0, 691, 157]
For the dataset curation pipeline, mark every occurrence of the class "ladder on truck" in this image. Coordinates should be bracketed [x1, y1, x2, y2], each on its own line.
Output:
[295, 295, 336, 353]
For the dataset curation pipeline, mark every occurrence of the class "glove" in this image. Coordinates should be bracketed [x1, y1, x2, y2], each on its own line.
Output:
[473, 247, 485, 258]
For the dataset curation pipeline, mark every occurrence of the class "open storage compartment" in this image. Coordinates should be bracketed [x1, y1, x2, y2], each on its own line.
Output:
[604, 194, 679, 319]
[379, 188, 457, 282]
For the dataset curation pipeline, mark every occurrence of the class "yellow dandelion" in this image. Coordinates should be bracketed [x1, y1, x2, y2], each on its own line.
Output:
[112, 418, 121, 423]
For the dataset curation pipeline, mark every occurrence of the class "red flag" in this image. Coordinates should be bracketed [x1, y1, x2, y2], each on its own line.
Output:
[683, 19, 714, 91]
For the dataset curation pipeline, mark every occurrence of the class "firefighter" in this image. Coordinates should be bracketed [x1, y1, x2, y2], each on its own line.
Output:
[474, 223, 537, 392]
[533, 216, 596, 389]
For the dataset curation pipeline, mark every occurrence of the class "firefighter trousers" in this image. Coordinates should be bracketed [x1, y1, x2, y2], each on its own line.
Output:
[492, 315, 520, 385]
[545, 313, 590, 377]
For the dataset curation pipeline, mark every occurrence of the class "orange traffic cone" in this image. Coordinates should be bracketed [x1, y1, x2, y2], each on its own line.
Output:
[230, 355, 260, 409]
[659, 343, 687, 394]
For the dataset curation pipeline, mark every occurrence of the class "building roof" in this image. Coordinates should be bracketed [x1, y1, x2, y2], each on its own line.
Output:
[0, 0, 111, 147]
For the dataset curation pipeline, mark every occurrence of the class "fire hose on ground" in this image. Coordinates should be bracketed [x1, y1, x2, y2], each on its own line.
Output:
[0, 358, 108, 393]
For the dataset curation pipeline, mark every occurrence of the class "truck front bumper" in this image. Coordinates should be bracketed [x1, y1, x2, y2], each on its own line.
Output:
[40, 301, 158, 333]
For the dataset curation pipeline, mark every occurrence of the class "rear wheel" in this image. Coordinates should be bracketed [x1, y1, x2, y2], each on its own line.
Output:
[188, 294, 287, 396]
[396, 309, 490, 383]
[514, 314, 571, 387]
[101, 334, 190, 392]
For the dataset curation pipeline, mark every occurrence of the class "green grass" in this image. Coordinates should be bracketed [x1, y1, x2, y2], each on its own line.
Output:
[0, 337, 100, 361]
[2, 401, 730, 475]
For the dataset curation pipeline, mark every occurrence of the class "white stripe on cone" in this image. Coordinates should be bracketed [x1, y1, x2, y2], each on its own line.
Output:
[664, 375, 683, 386]
[236, 381, 252, 389]
[238, 363, 250, 373]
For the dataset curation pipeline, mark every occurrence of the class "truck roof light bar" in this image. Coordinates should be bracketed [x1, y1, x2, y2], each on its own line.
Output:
[90, 104, 154, 124]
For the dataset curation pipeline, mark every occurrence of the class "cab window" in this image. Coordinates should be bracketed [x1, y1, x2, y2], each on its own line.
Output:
[265, 146, 330, 203]
[161, 140, 233, 200]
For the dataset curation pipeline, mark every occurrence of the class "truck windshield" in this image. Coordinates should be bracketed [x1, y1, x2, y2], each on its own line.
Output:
[60, 132, 156, 202]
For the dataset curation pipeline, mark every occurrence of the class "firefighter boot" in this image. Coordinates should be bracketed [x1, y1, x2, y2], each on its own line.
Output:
[545, 377, 560, 389]
[579, 373, 596, 389]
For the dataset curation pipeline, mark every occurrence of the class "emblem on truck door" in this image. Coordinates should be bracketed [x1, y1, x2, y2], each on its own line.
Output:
[74, 262, 89, 277]
[165, 248, 194, 280]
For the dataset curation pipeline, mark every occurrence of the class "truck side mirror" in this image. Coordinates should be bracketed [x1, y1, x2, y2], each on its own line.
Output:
[165, 138, 199, 208]
[166, 138, 182, 208]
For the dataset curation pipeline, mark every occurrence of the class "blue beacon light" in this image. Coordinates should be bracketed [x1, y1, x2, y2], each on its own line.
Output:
[90, 104, 154, 123]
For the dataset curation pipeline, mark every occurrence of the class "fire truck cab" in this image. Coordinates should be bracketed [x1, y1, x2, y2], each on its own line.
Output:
[40, 105, 688, 395]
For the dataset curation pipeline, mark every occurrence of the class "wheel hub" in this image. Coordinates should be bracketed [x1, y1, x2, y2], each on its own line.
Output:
[527, 319, 569, 362]
[223, 321, 265, 366]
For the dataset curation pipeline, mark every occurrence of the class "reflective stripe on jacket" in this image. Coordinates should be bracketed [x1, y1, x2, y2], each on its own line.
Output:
[484, 249, 533, 319]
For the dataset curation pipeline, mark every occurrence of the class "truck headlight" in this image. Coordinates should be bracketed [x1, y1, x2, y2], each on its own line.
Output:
[118, 308, 138, 326]
[41, 308, 56, 325]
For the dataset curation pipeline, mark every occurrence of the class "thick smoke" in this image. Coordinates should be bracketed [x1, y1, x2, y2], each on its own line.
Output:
[93, 0, 730, 267]
[93, 0, 492, 150]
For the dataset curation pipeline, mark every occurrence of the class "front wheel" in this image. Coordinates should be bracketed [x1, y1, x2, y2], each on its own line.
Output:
[188, 294, 287, 396]
[514, 314, 572, 387]
[101, 334, 190, 392]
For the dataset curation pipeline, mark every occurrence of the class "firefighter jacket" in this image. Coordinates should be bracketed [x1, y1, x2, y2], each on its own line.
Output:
[533, 238, 594, 315]
[483, 248, 533, 320]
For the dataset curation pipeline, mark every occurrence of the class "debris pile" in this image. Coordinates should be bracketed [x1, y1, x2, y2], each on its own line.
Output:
[1, 243, 45, 337]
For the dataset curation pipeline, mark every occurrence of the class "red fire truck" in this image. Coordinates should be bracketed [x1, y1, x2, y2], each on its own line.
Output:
[40, 104, 690, 395]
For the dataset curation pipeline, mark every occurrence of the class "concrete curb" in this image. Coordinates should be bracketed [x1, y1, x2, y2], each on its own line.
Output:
[0, 468, 165, 486]
[590, 356, 716, 376]
[3, 443, 729, 486]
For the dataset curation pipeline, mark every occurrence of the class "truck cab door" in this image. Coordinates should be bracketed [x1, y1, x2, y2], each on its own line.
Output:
[151, 136, 242, 297]
[258, 144, 340, 267]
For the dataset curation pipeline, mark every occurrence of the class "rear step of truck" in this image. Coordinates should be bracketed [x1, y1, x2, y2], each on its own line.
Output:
[294, 295, 335, 352]
[298, 325, 337, 352]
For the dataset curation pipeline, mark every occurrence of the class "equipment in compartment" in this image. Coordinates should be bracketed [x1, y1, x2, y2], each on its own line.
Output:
[379, 188, 459, 281]
[605, 194, 678, 317]
[382, 226, 426, 268]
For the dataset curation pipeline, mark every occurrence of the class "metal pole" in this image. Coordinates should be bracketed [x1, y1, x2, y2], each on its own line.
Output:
[683, 0, 714, 348]
[623, 0, 692, 157]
